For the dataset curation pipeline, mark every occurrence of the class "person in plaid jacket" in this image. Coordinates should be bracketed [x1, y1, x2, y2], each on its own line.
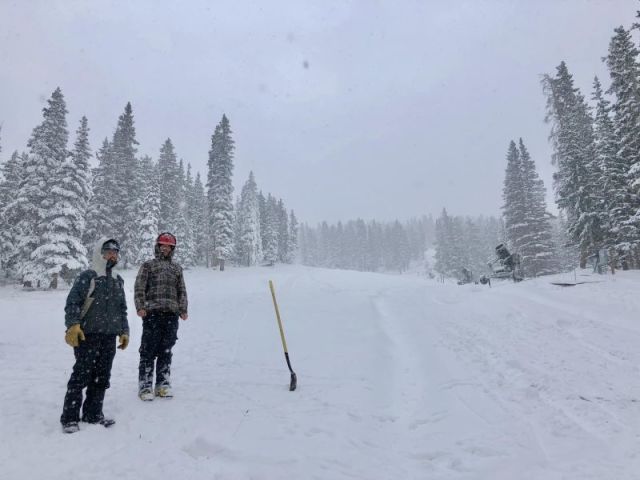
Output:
[134, 232, 188, 400]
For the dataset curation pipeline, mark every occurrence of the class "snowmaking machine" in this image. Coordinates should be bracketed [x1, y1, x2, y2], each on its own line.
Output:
[479, 243, 523, 284]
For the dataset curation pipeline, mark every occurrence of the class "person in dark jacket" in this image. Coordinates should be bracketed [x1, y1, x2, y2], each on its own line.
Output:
[134, 232, 188, 400]
[60, 237, 129, 433]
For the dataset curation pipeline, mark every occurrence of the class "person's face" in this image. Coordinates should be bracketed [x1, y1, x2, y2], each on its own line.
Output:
[159, 244, 172, 256]
[103, 249, 119, 263]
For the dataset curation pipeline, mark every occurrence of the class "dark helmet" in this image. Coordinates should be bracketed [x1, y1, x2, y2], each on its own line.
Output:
[101, 239, 120, 254]
[157, 232, 177, 247]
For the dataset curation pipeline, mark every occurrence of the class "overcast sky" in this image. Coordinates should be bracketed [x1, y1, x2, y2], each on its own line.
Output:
[0, 0, 638, 224]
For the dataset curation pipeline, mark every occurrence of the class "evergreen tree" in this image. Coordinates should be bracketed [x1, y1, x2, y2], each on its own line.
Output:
[156, 138, 180, 233]
[551, 212, 579, 272]
[235, 172, 262, 266]
[0, 150, 24, 276]
[517, 139, 556, 276]
[287, 210, 298, 263]
[207, 114, 235, 270]
[262, 194, 278, 264]
[191, 172, 208, 265]
[109, 102, 139, 267]
[592, 76, 632, 260]
[542, 62, 601, 266]
[258, 191, 267, 253]
[20, 88, 73, 288]
[502, 140, 526, 254]
[366, 220, 383, 271]
[386, 220, 410, 272]
[84, 138, 115, 252]
[276, 199, 289, 263]
[173, 160, 195, 266]
[463, 217, 484, 277]
[131, 155, 159, 264]
[41, 115, 93, 283]
[605, 26, 640, 267]
[299, 223, 317, 266]
[434, 208, 455, 276]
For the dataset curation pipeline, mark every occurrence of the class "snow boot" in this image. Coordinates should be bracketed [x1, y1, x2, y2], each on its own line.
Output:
[154, 385, 173, 398]
[62, 421, 80, 434]
[82, 415, 115, 428]
[99, 418, 116, 428]
[139, 388, 154, 401]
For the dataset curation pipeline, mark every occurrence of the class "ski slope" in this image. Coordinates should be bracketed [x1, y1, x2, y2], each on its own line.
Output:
[1, 265, 639, 479]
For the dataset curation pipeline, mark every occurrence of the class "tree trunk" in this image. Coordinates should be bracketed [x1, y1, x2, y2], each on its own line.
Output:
[579, 244, 589, 269]
[219, 259, 225, 271]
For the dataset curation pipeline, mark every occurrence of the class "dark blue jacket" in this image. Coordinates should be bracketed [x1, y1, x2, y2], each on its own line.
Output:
[64, 237, 129, 335]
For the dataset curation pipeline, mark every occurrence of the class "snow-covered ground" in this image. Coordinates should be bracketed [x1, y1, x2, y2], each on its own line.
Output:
[1, 265, 639, 479]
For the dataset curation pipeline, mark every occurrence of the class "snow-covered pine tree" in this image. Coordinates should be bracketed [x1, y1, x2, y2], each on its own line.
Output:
[38, 115, 92, 284]
[542, 62, 601, 267]
[434, 208, 455, 277]
[276, 199, 289, 263]
[478, 216, 504, 276]
[109, 102, 139, 267]
[591, 76, 632, 263]
[258, 190, 267, 253]
[462, 217, 484, 277]
[501, 140, 526, 256]
[183, 163, 200, 266]
[287, 210, 298, 263]
[0, 150, 24, 276]
[317, 221, 331, 268]
[298, 223, 308, 265]
[235, 171, 262, 266]
[84, 138, 115, 253]
[11, 155, 45, 286]
[451, 217, 469, 276]
[341, 221, 358, 269]
[191, 172, 208, 265]
[517, 139, 556, 276]
[434, 210, 487, 279]
[173, 160, 195, 266]
[386, 220, 410, 273]
[156, 138, 180, 233]
[366, 220, 383, 271]
[605, 26, 640, 267]
[20, 88, 76, 288]
[299, 223, 317, 266]
[405, 217, 428, 262]
[551, 212, 579, 272]
[356, 219, 370, 271]
[206, 114, 235, 270]
[262, 194, 278, 265]
[131, 155, 159, 264]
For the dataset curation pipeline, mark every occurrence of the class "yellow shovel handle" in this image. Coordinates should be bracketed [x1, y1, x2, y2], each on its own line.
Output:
[269, 280, 289, 353]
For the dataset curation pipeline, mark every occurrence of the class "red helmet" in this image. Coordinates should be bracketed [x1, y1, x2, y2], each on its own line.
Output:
[157, 232, 177, 246]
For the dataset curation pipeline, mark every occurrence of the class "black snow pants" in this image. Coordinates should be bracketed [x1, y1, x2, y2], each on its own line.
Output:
[61, 334, 116, 424]
[138, 312, 179, 391]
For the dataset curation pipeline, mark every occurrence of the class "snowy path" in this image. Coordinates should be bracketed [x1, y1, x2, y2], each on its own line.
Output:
[1, 265, 639, 479]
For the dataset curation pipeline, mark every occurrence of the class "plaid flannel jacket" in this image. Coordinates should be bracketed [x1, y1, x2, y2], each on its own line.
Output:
[134, 258, 188, 315]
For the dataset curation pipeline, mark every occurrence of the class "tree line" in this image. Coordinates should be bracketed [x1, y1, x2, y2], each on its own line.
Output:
[299, 216, 434, 273]
[478, 12, 640, 279]
[540, 15, 640, 269]
[0, 90, 297, 288]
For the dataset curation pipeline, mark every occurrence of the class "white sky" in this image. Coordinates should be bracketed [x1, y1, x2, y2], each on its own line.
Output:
[0, 0, 638, 224]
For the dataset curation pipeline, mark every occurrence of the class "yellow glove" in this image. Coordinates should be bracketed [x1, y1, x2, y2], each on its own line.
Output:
[65, 324, 85, 347]
[118, 334, 129, 350]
